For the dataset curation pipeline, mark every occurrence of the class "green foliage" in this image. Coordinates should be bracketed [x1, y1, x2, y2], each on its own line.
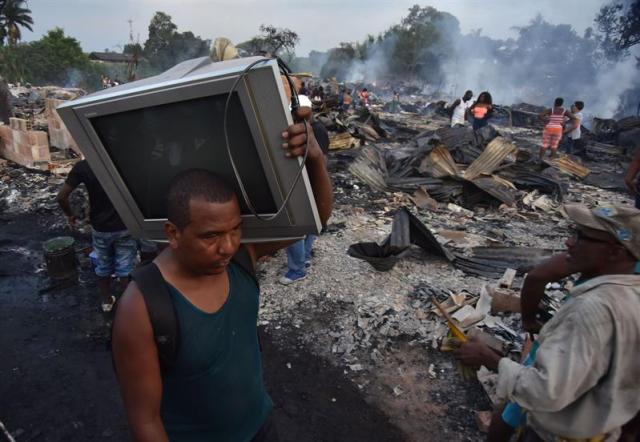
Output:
[237, 24, 299, 60]
[123, 42, 143, 56]
[596, 0, 640, 55]
[0, 0, 33, 46]
[320, 42, 363, 79]
[320, 5, 460, 81]
[386, 5, 459, 80]
[143, 11, 210, 72]
[0, 28, 104, 89]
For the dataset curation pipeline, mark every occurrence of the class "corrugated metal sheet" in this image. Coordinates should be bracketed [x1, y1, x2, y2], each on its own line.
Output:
[469, 176, 517, 206]
[349, 147, 388, 192]
[386, 208, 455, 261]
[453, 247, 553, 278]
[463, 137, 517, 181]
[419, 145, 460, 178]
[543, 155, 590, 179]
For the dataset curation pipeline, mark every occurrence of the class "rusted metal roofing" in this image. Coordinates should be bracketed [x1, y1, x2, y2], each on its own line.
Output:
[543, 155, 590, 179]
[419, 145, 460, 178]
[463, 137, 517, 181]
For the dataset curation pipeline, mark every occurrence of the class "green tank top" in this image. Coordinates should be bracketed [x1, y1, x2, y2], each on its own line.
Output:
[160, 263, 272, 442]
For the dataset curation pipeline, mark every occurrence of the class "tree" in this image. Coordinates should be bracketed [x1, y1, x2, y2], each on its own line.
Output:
[319, 5, 461, 82]
[142, 11, 209, 72]
[596, 0, 640, 54]
[320, 42, 360, 79]
[143, 11, 177, 61]
[123, 42, 143, 56]
[0, 0, 33, 46]
[27, 28, 96, 85]
[386, 5, 460, 80]
[0, 28, 103, 88]
[237, 24, 299, 59]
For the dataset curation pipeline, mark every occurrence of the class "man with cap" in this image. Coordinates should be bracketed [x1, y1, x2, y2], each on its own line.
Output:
[455, 204, 640, 441]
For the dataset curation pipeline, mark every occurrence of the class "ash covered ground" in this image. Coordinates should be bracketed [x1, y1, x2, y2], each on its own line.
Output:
[0, 104, 637, 441]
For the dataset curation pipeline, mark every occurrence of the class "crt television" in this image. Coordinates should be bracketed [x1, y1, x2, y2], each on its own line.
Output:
[57, 56, 321, 242]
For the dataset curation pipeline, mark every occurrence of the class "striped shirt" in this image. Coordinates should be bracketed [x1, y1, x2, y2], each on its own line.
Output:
[546, 107, 565, 129]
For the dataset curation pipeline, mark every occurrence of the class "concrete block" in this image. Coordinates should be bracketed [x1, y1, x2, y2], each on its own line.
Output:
[10, 118, 28, 131]
[28, 131, 49, 146]
[31, 145, 50, 161]
[49, 119, 61, 130]
[14, 130, 30, 146]
[18, 143, 32, 158]
[0, 125, 12, 146]
[40, 146, 51, 160]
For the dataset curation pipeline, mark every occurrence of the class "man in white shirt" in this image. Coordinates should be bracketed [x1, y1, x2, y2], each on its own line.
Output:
[565, 100, 584, 154]
[455, 203, 640, 441]
[449, 90, 473, 127]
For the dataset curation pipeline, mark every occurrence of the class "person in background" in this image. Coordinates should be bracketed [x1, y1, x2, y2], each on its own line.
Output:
[312, 86, 324, 104]
[359, 88, 370, 107]
[341, 89, 353, 112]
[56, 160, 137, 312]
[299, 81, 308, 96]
[449, 89, 474, 127]
[625, 149, 640, 209]
[279, 86, 330, 285]
[455, 204, 640, 441]
[137, 238, 159, 266]
[469, 91, 492, 131]
[564, 100, 584, 155]
[539, 97, 576, 159]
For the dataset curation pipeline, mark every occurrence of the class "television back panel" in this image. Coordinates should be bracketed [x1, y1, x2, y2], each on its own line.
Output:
[57, 56, 321, 242]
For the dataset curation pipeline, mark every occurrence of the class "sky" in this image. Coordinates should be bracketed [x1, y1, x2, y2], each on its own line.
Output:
[23, 0, 607, 56]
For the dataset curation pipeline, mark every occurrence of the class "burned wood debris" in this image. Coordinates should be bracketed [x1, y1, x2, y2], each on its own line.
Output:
[1, 76, 638, 439]
[252, 86, 638, 435]
[0, 85, 84, 171]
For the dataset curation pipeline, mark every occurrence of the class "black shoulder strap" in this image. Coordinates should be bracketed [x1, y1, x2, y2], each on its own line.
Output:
[129, 248, 257, 373]
[232, 245, 259, 288]
[132, 262, 180, 371]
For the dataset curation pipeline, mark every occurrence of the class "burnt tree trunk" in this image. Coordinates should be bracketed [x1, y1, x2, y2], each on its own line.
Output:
[0, 77, 11, 124]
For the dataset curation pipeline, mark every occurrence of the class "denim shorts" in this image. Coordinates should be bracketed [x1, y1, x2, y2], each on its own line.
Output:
[92, 229, 137, 278]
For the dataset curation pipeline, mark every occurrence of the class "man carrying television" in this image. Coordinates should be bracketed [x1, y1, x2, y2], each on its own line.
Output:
[111, 108, 333, 441]
[57, 159, 137, 312]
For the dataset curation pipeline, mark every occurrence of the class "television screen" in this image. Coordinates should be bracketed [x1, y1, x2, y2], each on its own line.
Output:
[90, 91, 277, 218]
[58, 56, 321, 242]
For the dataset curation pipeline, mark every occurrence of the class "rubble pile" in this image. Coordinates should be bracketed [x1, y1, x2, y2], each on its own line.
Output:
[0, 159, 86, 226]
[0, 85, 83, 170]
[589, 115, 640, 156]
[256, 93, 636, 435]
[1, 78, 638, 438]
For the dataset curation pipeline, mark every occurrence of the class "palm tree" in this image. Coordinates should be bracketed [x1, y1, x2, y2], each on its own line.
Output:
[0, 0, 33, 46]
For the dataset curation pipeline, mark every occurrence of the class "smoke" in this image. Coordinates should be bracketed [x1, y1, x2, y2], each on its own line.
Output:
[441, 25, 639, 119]
[589, 47, 640, 118]
[64, 68, 85, 89]
[320, 8, 640, 119]
[344, 34, 398, 83]
[590, 51, 639, 118]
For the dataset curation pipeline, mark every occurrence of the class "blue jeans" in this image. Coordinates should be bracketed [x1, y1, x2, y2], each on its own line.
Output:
[92, 229, 137, 278]
[285, 235, 317, 278]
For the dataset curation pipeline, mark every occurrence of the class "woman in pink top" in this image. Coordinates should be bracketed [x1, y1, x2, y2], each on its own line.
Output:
[539, 97, 576, 159]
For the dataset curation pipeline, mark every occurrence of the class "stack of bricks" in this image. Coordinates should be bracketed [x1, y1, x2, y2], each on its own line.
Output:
[0, 117, 51, 168]
[45, 98, 81, 155]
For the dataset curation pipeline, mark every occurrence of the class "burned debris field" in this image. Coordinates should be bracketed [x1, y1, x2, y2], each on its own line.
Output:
[2, 1, 640, 440]
[1, 79, 638, 441]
